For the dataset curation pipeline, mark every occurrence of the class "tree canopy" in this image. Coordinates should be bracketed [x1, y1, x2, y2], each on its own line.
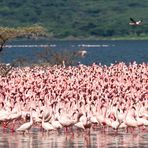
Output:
[0, 25, 47, 51]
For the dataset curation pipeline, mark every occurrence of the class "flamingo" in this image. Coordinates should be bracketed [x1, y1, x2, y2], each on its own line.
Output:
[136, 105, 148, 126]
[74, 121, 85, 130]
[0, 108, 11, 130]
[0, 109, 10, 122]
[50, 116, 63, 130]
[57, 108, 83, 132]
[8, 105, 22, 132]
[79, 112, 92, 130]
[125, 107, 138, 132]
[42, 116, 55, 132]
[56, 108, 72, 129]
[135, 109, 148, 127]
[0, 61, 147, 135]
[96, 104, 107, 127]
[116, 108, 126, 123]
[108, 112, 124, 130]
[108, 107, 126, 130]
[118, 122, 127, 129]
[90, 116, 99, 125]
[136, 117, 148, 126]
[16, 108, 33, 133]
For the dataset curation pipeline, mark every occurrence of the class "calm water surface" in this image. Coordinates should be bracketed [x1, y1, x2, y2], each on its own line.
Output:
[1, 40, 148, 65]
[0, 128, 147, 148]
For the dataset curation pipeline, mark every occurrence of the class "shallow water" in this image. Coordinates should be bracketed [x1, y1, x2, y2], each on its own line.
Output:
[0, 128, 147, 148]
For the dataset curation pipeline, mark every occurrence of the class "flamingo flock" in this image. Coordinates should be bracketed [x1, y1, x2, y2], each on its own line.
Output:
[0, 62, 147, 134]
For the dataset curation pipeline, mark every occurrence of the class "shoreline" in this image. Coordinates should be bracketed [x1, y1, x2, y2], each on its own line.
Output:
[10, 36, 148, 41]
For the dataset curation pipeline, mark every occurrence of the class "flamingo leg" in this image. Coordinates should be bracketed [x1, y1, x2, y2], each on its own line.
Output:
[2, 121, 8, 132]
[10, 120, 15, 133]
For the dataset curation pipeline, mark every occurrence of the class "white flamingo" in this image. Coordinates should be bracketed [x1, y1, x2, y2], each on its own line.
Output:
[41, 109, 55, 132]
[50, 116, 63, 130]
[136, 117, 148, 126]
[16, 108, 33, 133]
[57, 108, 83, 132]
[90, 116, 99, 125]
[9, 103, 22, 121]
[125, 107, 138, 132]
[42, 119, 55, 132]
[135, 107, 148, 126]
[56, 108, 73, 131]
[0, 109, 10, 122]
[79, 112, 92, 129]
[74, 121, 85, 130]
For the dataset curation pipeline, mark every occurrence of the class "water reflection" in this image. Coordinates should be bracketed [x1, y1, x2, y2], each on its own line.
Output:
[0, 128, 147, 148]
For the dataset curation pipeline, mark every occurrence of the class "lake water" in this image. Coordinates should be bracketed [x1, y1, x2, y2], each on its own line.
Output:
[0, 127, 148, 148]
[1, 40, 148, 65]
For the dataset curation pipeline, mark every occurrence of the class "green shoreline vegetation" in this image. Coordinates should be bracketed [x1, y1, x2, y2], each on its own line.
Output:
[0, 0, 148, 40]
[59, 35, 148, 40]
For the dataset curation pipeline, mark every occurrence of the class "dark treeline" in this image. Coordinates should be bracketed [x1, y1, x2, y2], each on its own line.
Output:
[0, 0, 148, 38]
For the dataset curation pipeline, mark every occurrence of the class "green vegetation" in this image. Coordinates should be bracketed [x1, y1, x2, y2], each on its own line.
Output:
[0, 0, 148, 39]
[0, 25, 48, 76]
[0, 25, 83, 74]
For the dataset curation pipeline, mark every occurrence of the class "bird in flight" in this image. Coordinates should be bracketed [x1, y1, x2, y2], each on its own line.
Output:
[129, 18, 142, 26]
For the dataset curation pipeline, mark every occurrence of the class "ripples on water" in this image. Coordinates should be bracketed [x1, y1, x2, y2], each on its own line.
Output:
[0, 128, 147, 148]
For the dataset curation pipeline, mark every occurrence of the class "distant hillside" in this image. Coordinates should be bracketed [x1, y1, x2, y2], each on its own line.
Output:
[0, 0, 148, 38]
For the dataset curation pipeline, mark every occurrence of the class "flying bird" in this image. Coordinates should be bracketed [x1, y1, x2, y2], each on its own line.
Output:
[129, 18, 142, 26]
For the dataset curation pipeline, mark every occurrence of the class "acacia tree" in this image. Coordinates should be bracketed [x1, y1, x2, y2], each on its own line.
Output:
[0, 25, 47, 52]
[0, 25, 47, 76]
